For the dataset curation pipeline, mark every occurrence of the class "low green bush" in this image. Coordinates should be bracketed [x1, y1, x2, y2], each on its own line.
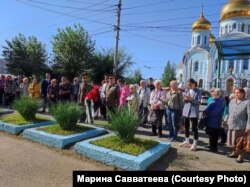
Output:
[52, 102, 82, 130]
[14, 97, 39, 121]
[109, 107, 141, 143]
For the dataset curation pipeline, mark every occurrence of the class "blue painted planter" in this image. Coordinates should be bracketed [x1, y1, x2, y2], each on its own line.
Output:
[75, 134, 171, 171]
[0, 109, 13, 115]
[23, 125, 107, 148]
[0, 120, 56, 135]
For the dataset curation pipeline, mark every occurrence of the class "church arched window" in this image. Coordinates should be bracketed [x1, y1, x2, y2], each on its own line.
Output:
[197, 35, 201, 45]
[204, 36, 207, 45]
[225, 25, 228, 33]
[241, 23, 245, 32]
[232, 23, 237, 30]
[194, 61, 199, 71]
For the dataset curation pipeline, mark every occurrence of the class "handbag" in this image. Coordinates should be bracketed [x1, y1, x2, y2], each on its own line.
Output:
[235, 135, 250, 153]
[198, 117, 205, 130]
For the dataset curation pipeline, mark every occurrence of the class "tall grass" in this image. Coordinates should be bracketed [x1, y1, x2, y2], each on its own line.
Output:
[52, 102, 82, 130]
[109, 107, 140, 143]
[14, 97, 39, 121]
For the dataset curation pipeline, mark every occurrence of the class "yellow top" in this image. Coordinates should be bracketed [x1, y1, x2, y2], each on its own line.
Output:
[192, 14, 211, 32]
[28, 83, 41, 99]
[220, 0, 250, 21]
[209, 34, 216, 44]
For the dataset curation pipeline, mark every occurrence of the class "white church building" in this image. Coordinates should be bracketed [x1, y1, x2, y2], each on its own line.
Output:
[178, 0, 250, 93]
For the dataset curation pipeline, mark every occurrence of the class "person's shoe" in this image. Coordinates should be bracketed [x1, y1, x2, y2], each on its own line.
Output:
[209, 147, 218, 152]
[218, 141, 225, 146]
[227, 153, 238, 158]
[158, 134, 162, 138]
[204, 145, 211, 149]
[150, 133, 157, 136]
[236, 155, 243, 163]
[190, 144, 197, 151]
[179, 141, 191, 148]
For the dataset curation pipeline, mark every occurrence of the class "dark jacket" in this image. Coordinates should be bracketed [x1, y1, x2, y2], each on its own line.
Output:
[204, 98, 225, 129]
[41, 79, 50, 96]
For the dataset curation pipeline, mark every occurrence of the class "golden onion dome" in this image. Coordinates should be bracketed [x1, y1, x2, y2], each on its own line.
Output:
[220, 0, 250, 21]
[209, 34, 216, 44]
[192, 14, 211, 32]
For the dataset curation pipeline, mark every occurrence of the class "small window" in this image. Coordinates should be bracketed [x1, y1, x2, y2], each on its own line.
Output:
[225, 25, 228, 33]
[192, 37, 194, 45]
[229, 60, 234, 71]
[241, 23, 245, 32]
[215, 60, 218, 70]
[197, 35, 201, 45]
[248, 25, 250, 34]
[194, 61, 199, 71]
[204, 36, 207, 44]
[232, 23, 237, 30]
[243, 59, 249, 70]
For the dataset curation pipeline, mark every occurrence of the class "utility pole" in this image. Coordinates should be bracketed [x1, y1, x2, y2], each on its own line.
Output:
[113, 0, 122, 75]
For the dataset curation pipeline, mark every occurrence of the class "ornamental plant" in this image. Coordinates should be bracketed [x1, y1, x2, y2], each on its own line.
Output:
[14, 96, 39, 121]
[52, 102, 82, 130]
[109, 107, 141, 143]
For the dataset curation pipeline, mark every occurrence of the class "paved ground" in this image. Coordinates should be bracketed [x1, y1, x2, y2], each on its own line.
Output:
[1, 119, 250, 186]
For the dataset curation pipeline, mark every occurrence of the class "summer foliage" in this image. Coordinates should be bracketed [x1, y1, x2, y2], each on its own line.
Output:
[109, 107, 140, 143]
[14, 97, 39, 121]
[162, 61, 176, 87]
[52, 102, 82, 130]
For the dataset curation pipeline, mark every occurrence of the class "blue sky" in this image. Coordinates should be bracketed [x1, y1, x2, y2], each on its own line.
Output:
[0, 0, 228, 79]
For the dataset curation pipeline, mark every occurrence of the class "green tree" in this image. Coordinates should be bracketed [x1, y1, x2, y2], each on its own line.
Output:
[51, 24, 95, 81]
[2, 33, 49, 77]
[162, 61, 176, 87]
[128, 69, 143, 84]
[88, 48, 134, 84]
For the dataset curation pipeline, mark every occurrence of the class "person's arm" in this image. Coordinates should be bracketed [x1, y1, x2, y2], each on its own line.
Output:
[246, 100, 250, 132]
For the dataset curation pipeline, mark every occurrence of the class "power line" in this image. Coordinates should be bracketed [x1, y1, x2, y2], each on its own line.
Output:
[66, 0, 112, 6]
[123, 30, 188, 48]
[123, 0, 175, 10]
[122, 3, 224, 16]
[25, 0, 114, 12]
[16, 0, 114, 26]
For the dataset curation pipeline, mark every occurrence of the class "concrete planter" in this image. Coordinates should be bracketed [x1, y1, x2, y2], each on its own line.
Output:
[0, 109, 13, 115]
[75, 134, 171, 171]
[0, 120, 55, 135]
[23, 125, 107, 148]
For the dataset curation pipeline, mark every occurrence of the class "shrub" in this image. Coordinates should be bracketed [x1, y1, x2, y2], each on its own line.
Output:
[109, 107, 141, 143]
[14, 97, 39, 121]
[52, 102, 82, 130]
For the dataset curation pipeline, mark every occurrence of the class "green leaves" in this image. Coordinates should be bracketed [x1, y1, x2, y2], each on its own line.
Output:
[2, 33, 49, 77]
[51, 102, 82, 130]
[109, 107, 140, 143]
[162, 61, 176, 87]
[14, 97, 39, 121]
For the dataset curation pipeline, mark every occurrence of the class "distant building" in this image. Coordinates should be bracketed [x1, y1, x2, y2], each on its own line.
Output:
[177, 0, 250, 93]
[0, 59, 8, 74]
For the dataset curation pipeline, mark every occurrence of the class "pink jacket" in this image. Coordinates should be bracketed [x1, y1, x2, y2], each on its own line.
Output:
[119, 86, 130, 106]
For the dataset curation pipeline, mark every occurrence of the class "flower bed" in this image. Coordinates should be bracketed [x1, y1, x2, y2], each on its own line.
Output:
[23, 124, 107, 148]
[75, 134, 171, 171]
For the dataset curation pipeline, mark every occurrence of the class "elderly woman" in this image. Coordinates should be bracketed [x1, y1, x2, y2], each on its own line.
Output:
[179, 78, 201, 151]
[149, 80, 165, 138]
[203, 88, 225, 152]
[28, 78, 40, 99]
[226, 88, 250, 160]
[126, 84, 140, 113]
[162, 80, 184, 141]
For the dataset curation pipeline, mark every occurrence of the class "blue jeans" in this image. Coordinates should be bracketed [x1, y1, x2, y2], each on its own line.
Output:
[167, 108, 181, 139]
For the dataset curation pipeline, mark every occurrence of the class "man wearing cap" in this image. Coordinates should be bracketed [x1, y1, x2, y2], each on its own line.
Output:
[105, 74, 120, 115]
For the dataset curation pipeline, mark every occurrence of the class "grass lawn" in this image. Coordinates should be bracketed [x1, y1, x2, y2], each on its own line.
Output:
[94, 120, 112, 129]
[38, 123, 93, 136]
[0, 112, 50, 125]
[91, 136, 159, 156]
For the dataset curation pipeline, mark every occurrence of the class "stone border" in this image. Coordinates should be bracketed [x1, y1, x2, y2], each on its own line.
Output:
[75, 134, 171, 171]
[23, 125, 107, 148]
[0, 121, 56, 135]
[0, 109, 13, 115]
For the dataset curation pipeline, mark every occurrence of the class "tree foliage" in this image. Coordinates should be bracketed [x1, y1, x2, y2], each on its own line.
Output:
[89, 48, 134, 84]
[127, 69, 143, 84]
[51, 24, 95, 81]
[2, 33, 49, 77]
[162, 61, 176, 87]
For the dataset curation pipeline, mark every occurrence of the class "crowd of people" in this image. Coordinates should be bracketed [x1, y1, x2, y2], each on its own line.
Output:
[0, 72, 249, 163]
